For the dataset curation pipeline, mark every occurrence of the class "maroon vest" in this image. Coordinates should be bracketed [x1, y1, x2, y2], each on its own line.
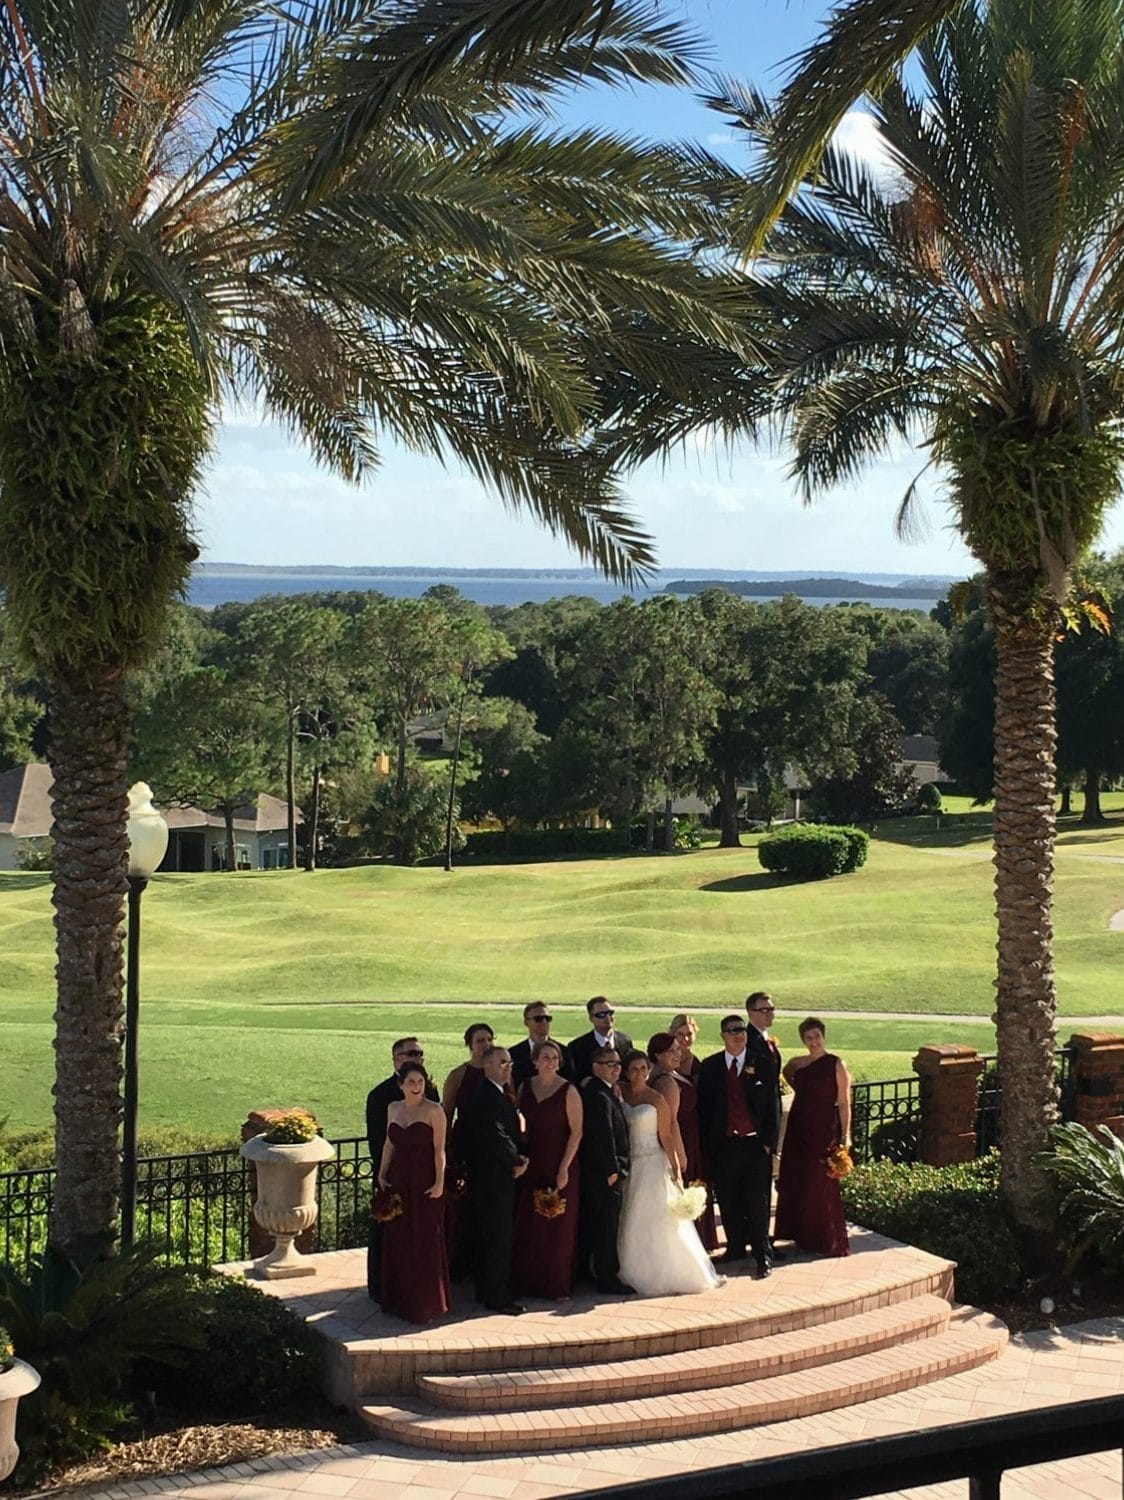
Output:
[725, 1058, 757, 1136]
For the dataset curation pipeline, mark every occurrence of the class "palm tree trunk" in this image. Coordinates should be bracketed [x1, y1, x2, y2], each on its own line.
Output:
[989, 578, 1060, 1247]
[1080, 767, 1104, 825]
[49, 663, 131, 1263]
[718, 765, 742, 847]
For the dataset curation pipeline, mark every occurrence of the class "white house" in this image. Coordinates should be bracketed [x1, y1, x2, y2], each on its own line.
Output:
[0, 763, 296, 872]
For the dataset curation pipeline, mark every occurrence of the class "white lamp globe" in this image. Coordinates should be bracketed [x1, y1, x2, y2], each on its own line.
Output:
[126, 783, 169, 879]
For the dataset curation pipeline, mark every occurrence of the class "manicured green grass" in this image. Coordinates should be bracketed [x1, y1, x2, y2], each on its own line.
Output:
[2, 814, 1122, 1135]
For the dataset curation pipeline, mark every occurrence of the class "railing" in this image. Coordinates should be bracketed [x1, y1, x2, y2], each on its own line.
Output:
[850, 1075, 921, 1163]
[0, 1136, 374, 1275]
[976, 1047, 1075, 1153]
[587, 1393, 1124, 1500]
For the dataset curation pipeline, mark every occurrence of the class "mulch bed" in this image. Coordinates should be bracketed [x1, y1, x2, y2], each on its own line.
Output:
[984, 1268, 1124, 1336]
[18, 1403, 369, 1497]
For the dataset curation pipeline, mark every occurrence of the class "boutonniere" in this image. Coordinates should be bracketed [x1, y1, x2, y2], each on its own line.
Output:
[745, 1065, 756, 1076]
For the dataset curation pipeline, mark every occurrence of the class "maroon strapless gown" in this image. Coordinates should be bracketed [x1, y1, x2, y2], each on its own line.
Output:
[513, 1082, 580, 1299]
[774, 1053, 850, 1257]
[380, 1119, 451, 1323]
[672, 1074, 719, 1252]
[445, 1064, 486, 1276]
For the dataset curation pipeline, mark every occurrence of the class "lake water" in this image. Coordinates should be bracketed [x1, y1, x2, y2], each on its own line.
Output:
[188, 571, 941, 612]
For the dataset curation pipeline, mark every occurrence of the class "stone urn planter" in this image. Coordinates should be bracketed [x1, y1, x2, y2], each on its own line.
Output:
[0, 1357, 41, 1483]
[241, 1131, 335, 1279]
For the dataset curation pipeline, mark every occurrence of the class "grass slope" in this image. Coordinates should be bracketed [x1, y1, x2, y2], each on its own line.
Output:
[2, 812, 1122, 1136]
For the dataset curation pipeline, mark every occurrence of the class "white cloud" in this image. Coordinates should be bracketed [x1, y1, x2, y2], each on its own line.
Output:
[831, 109, 903, 194]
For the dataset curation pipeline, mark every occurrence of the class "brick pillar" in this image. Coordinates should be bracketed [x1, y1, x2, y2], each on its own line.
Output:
[241, 1108, 319, 1260]
[912, 1045, 984, 1166]
[1068, 1032, 1124, 1140]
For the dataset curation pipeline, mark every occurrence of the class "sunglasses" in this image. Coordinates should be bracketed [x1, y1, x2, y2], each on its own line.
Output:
[593, 1059, 622, 1068]
[751, 1007, 775, 1014]
[530, 1015, 553, 1024]
[592, 1009, 615, 1019]
[723, 1025, 747, 1035]
[398, 1048, 425, 1058]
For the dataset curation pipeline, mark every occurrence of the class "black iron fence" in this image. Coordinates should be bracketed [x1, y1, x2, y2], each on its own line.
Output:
[0, 1048, 1086, 1272]
[850, 1075, 921, 1163]
[0, 1136, 374, 1276]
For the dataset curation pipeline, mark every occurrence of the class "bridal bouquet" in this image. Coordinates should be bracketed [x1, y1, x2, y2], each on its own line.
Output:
[825, 1145, 854, 1180]
[370, 1188, 405, 1223]
[667, 1182, 708, 1221]
[533, 1187, 567, 1219]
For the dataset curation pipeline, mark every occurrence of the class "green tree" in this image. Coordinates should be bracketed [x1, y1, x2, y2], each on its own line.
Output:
[0, 0, 751, 1260]
[809, 693, 917, 825]
[738, 0, 1124, 1238]
[459, 698, 547, 835]
[0, 612, 42, 771]
[696, 592, 867, 845]
[132, 667, 279, 872]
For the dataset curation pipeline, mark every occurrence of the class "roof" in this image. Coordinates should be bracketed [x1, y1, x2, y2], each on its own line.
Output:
[0, 762, 53, 836]
[900, 734, 942, 765]
[0, 765, 294, 838]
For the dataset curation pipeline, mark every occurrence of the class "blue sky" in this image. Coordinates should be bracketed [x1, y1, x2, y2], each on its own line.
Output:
[194, 0, 1124, 576]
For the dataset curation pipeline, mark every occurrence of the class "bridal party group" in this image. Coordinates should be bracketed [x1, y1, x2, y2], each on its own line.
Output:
[365, 994, 854, 1324]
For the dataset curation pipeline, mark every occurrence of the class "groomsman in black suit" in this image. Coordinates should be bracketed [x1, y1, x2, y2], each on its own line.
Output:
[746, 990, 785, 1262]
[578, 1049, 634, 1294]
[510, 1002, 573, 1090]
[465, 1046, 528, 1314]
[697, 1013, 779, 1278]
[569, 997, 633, 1084]
[365, 1036, 438, 1299]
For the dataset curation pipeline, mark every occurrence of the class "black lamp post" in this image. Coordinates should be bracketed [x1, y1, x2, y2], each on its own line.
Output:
[121, 782, 168, 1247]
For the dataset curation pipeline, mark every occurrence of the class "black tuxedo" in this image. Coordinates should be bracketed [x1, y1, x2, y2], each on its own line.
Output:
[465, 1079, 524, 1308]
[578, 1076, 631, 1289]
[569, 1029, 633, 1085]
[510, 1037, 574, 1091]
[697, 1043, 781, 1267]
[746, 1027, 783, 1144]
[365, 1071, 439, 1297]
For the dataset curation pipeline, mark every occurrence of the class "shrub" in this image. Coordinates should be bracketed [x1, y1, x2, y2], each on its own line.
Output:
[917, 782, 943, 813]
[1038, 1122, 1124, 1272]
[837, 826, 870, 873]
[841, 1152, 1022, 1303]
[0, 1321, 13, 1372]
[14, 836, 53, 872]
[153, 1273, 322, 1414]
[0, 1243, 203, 1483]
[758, 823, 858, 880]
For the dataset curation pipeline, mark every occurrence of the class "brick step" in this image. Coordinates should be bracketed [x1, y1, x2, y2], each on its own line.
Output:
[417, 1294, 952, 1411]
[360, 1310, 1007, 1454]
[344, 1245, 955, 1397]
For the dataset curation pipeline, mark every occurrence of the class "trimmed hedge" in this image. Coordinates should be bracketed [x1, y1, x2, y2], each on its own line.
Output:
[842, 1152, 1022, 1303]
[758, 823, 869, 880]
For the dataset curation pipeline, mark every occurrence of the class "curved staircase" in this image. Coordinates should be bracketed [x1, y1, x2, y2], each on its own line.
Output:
[291, 1233, 1008, 1455]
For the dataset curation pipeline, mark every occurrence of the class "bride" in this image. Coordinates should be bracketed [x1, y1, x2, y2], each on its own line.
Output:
[618, 1045, 721, 1296]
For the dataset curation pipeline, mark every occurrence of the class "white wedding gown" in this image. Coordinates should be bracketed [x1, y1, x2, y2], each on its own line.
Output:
[618, 1103, 721, 1296]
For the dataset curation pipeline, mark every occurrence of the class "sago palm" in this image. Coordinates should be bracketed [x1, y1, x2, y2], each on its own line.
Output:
[721, 0, 1124, 1239]
[0, 0, 752, 1261]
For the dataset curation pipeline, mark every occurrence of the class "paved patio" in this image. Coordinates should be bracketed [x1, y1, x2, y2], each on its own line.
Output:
[75, 1315, 1124, 1500]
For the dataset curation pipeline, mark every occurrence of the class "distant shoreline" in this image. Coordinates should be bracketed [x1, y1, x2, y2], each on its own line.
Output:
[663, 575, 947, 600]
[196, 562, 957, 588]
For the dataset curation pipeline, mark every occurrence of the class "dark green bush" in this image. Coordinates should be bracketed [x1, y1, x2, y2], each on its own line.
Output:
[837, 826, 870, 873]
[917, 782, 943, 813]
[758, 823, 854, 880]
[154, 1273, 322, 1414]
[1038, 1121, 1124, 1272]
[842, 1152, 1022, 1303]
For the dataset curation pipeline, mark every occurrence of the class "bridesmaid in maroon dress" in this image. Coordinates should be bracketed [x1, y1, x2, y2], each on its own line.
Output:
[378, 1061, 451, 1322]
[513, 1040, 583, 1299]
[670, 1014, 702, 1082]
[441, 1022, 494, 1276]
[774, 1017, 852, 1257]
[649, 1032, 718, 1252]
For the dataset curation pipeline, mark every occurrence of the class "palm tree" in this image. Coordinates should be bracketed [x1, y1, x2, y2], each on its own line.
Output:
[0, 0, 751, 1262]
[719, 0, 1124, 1242]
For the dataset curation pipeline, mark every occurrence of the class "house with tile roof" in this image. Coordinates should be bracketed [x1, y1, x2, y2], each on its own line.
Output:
[0, 763, 296, 871]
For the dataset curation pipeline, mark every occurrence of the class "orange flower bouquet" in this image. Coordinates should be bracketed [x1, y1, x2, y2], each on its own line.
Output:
[825, 1145, 854, 1181]
[370, 1188, 405, 1223]
[533, 1187, 567, 1220]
